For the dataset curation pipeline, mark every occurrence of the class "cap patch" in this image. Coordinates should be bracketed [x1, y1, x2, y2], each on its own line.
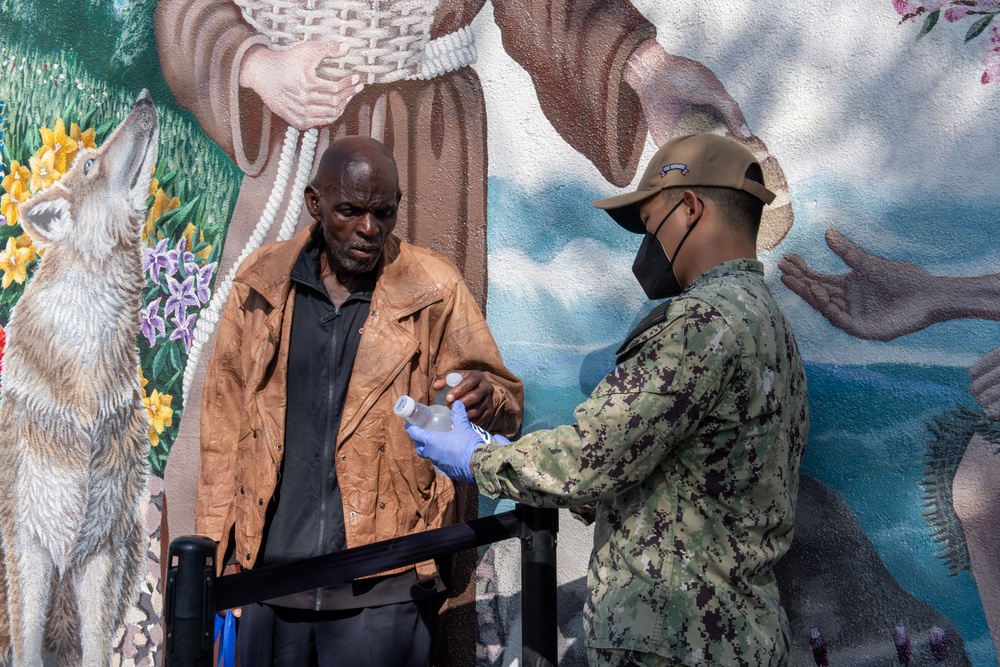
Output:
[660, 163, 688, 177]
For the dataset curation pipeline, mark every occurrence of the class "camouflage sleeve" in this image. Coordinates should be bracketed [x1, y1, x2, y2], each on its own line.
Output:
[473, 299, 741, 505]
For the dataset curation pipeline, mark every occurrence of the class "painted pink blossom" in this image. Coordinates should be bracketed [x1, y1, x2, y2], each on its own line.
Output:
[944, 6, 971, 21]
[895, 0, 952, 16]
[893, 1, 1000, 83]
[984, 24, 1000, 83]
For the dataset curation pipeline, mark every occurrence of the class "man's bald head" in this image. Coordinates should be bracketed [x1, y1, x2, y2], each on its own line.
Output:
[304, 136, 402, 278]
[312, 136, 401, 203]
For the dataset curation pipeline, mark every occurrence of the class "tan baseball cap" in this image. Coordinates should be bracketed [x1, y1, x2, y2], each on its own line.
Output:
[593, 133, 777, 234]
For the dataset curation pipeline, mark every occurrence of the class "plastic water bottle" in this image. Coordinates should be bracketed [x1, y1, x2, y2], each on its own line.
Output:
[434, 372, 464, 406]
[394, 396, 453, 431]
[395, 395, 494, 444]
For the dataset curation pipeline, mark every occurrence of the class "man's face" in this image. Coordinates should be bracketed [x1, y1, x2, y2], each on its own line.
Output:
[309, 155, 400, 275]
[639, 192, 674, 235]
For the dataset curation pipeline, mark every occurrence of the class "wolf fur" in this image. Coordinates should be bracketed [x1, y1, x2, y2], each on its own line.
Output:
[0, 92, 158, 666]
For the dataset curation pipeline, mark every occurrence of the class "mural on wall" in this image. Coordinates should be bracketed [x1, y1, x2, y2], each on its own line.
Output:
[0, 0, 999, 665]
[0, 93, 157, 667]
[0, 2, 238, 663]
[151, 1, 792, 664]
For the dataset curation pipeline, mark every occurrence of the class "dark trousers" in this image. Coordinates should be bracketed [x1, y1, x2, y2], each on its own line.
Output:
[237, 598, 433, 667]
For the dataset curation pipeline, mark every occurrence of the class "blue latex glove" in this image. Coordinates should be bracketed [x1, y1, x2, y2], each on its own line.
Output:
[406, 400, 493, 483]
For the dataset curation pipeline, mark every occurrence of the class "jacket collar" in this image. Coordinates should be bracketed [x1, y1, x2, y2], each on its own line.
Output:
[235, 224, 442, 318]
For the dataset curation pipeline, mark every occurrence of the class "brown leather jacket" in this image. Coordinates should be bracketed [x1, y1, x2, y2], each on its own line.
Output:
[196, 225, 523, 578]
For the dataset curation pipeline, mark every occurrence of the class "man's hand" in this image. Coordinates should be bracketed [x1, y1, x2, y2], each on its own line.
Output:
[779, 229, 941, 341]
[625, 39, 750, 145]
[239, 41, 365, 130]
[432, 370, 496, 424]
[406, 401, 492, 483]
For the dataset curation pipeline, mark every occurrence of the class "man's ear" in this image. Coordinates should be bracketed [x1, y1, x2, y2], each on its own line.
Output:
[681, 189, 702, 228]
[304, 184, 321, 221]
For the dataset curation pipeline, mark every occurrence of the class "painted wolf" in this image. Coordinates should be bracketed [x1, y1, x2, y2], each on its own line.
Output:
[0, 92, 157, 666]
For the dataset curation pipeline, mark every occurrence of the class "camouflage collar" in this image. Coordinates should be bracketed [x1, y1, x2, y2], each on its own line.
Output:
[615, 259, 763, 363]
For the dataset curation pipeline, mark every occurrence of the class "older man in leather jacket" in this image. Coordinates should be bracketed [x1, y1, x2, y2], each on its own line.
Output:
[196, 135, 523, 666]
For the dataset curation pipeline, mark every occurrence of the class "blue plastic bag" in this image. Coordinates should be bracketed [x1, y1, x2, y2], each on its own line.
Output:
[213, 609, 237, 667]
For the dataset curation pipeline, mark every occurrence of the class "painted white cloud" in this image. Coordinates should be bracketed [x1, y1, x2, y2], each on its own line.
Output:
[489, 238, 645, 313]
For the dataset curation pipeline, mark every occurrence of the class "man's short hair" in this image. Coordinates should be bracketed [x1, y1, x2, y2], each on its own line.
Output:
[661, 163, 765, 239]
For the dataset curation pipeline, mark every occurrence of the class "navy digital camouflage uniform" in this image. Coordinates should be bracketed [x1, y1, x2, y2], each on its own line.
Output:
[473, 258, 809, 666]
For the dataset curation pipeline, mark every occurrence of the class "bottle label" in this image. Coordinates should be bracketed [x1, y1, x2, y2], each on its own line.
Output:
[470, 423, 492, 445]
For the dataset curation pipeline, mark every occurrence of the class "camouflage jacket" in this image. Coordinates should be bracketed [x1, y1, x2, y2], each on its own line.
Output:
[473, 259, 809, 666]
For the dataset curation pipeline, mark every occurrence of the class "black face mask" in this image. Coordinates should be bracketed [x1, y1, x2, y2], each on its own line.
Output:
[631, 198, 700, 300]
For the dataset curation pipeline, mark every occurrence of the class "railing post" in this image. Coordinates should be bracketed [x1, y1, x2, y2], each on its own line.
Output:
[163, 536, 218, 667]
[520, 505, 559, 667]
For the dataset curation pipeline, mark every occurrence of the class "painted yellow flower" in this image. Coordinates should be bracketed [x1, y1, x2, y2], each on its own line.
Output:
[1, 160, 30, 194]
[138, 365, 149, 390]
[0, 181, 29, 227]
[70, 123, 96, 151]
[0, 236, 35, 288]
[14, 234, 38, 262]
[182, 222, 213, 261]
[144, 389, 174, 448]
[143, 188, 180, 244]
[29, 148, 60, 193]
[39, 118, 78, 173]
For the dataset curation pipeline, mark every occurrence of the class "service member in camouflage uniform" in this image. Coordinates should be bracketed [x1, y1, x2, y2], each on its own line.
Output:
[406, 133, 809, 667]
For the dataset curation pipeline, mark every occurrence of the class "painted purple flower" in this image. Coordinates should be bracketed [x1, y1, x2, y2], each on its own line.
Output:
[140, 297, 166, 346]
[893, 621, 911, 666]
[929, 625, 947, 662]
[164, 274, 199, 322]
[809, 628, 828, 667]
[165, 236, 197, 278]
[143, 238, 171, 285]
[194, 262, 216, 305]
[169, 310, 196, 352]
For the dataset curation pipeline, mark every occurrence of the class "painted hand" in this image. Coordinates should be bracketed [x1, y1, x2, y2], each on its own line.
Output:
[239, 41, 365, 130]
[406, 401, 492, 483]
[625, 39, 750, 144]
[779, 229, 939, 341]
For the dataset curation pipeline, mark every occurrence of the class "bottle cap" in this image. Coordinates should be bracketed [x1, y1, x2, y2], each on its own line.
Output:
[445, 372, 463, 387]
[393, 395, 416, 418]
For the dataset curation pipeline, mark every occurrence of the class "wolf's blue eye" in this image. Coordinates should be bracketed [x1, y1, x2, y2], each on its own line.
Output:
[84, 159, 94, 174]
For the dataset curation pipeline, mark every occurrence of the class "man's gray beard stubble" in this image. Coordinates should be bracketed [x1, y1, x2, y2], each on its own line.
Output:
[325, 232, 382, 275]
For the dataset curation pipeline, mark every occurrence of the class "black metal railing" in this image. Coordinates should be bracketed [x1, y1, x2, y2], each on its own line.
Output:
[163, 505, 558, 666]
